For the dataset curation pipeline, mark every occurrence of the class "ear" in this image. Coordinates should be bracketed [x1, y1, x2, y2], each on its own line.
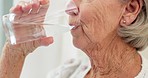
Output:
[120, 0, 144, 26]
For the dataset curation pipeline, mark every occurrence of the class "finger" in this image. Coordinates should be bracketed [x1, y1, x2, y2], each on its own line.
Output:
[10, 1, 32, 16]
[30, 0, 40, 13]
[10, 5, 23, 15]
[39, 0, 49, 5]
[40, 37, 54, 46]
[21, 2, 32, 16]
[21, 2, 32, 12]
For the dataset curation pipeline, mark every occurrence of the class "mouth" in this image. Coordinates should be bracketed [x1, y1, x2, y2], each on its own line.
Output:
[69, 23, 80, 30]
[71, 25, 80, 30]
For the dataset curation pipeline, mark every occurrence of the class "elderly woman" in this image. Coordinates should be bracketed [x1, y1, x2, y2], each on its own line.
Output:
[0, 0, 148, 78]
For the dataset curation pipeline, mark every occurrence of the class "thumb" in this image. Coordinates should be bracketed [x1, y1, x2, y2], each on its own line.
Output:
[21, 36, 54, 56]
[23, 36, 54, 49]
[3, 37, 54, 57]
[40, 37, 54, 46]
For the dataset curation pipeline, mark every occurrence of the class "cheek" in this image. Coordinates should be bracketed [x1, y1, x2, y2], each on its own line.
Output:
[78, 2, 122, 43]
[79, 1, 106, 25]
[79, 4, 107, 43]
[73, 1, 123, 49]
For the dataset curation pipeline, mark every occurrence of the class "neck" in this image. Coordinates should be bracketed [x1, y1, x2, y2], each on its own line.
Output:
[83, 32, 142, 78]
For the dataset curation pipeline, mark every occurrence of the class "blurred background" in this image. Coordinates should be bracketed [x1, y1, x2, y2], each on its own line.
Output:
[0, 0, 148, 78]
[0, 0, 12, 54]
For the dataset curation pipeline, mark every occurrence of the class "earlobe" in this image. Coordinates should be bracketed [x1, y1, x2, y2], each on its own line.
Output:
[120, 19, 127, 27]
[120, 16, 132, 26]
[120, 15, 137, 26]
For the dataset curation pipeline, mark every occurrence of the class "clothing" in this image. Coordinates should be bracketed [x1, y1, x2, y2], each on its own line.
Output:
[46, 53, 148, 78]
[46, 58, 91, 78]
[135, 53, 148, 78]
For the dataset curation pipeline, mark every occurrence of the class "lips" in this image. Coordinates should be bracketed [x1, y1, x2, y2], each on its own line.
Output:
[71, 25, 79, 30]
[69, 23, 80, 30]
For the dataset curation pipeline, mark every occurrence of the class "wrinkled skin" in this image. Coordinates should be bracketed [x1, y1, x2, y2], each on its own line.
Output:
[7, 0, 53, 55]
[0, 0, 144, 78]
[0, 0, 53, 78]
[68, 0, 123, 50]
[67, 0, 143, 77]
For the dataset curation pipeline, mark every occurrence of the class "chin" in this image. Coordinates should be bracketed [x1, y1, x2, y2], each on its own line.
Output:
[72, 39, 80, 49]
[72, 37, 87, 50]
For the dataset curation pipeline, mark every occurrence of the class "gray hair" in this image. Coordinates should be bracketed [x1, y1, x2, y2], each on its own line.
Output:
[118, 0, 148, 51]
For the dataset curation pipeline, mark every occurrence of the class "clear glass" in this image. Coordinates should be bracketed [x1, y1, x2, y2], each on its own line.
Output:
[2, 0, 77, 45]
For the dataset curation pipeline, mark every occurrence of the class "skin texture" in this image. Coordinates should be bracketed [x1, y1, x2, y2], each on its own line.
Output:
[0, 0, 53, 78]
[67, 0, 143, 77]
[0, 0, 144, 78]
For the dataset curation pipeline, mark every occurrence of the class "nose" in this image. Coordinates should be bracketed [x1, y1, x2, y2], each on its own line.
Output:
[65, 0, 79, 16]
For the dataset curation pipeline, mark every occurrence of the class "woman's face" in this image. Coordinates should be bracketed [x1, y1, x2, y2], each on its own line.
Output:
[67, 0, 124, 49]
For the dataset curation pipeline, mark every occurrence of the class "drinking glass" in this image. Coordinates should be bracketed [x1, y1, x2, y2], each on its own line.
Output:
[2, 0, 77, 45]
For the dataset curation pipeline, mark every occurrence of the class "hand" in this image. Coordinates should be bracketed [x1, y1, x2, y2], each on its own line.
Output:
[4, 0, 53, 56]
[0, 1, 52, 78]
[10, 0, 49, 24]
